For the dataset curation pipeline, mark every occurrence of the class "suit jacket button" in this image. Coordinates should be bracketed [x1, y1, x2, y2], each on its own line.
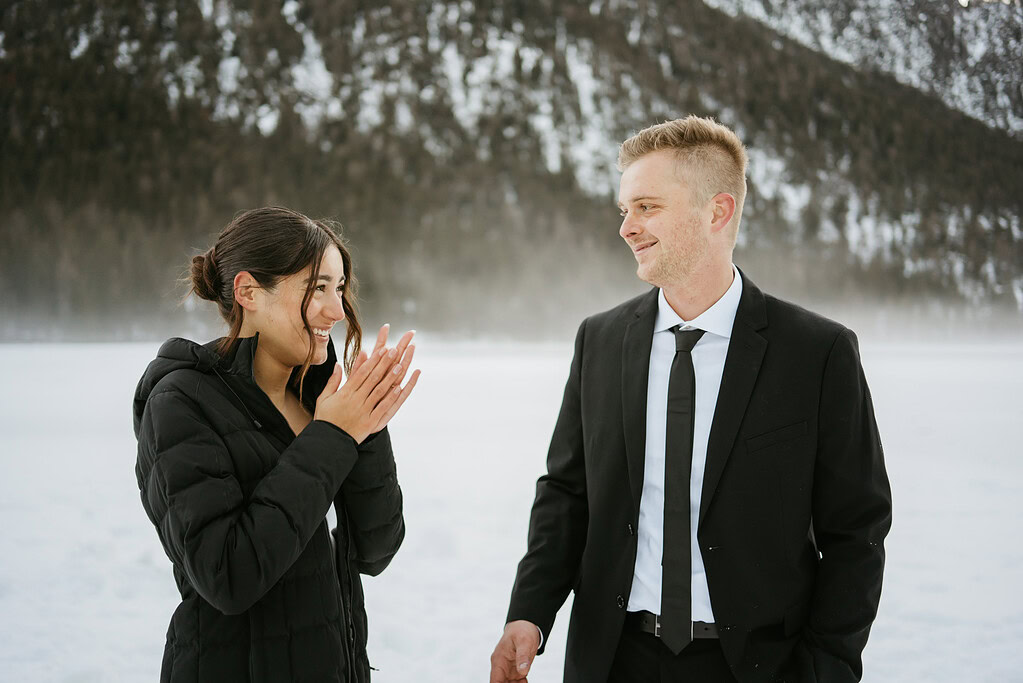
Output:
[617, 595, 625, 609]
[627, 523, 634, 536]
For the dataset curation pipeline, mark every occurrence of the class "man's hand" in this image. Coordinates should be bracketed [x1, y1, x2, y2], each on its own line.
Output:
[490, 620, 540, 682]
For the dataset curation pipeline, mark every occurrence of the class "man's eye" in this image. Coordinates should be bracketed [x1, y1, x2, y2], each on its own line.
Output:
[640, 204, 650, 212]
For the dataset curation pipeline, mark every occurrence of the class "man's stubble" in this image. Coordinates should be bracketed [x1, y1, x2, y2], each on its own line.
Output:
[637, 212, 709, 291]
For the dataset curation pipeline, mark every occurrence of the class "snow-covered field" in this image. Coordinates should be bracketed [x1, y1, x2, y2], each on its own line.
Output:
[1, 338, 1021, 682]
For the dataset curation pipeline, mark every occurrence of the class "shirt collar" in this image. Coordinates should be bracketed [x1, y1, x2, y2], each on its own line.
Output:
[654, 264, 743, 339]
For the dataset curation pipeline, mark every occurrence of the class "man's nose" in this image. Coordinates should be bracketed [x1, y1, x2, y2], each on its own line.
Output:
[619, 213, 640, 240]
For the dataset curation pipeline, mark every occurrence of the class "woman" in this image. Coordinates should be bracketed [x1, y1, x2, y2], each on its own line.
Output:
[132, 206, 418, 682]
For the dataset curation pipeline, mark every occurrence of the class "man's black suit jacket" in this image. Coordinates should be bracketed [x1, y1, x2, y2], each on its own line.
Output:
[507, 271, 892, 683]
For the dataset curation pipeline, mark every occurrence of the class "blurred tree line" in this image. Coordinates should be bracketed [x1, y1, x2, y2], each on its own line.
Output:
[2, 0, 1021, 340]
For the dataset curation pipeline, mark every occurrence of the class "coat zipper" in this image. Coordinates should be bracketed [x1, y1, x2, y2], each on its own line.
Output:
[212, 368, 263, 429]
[342, 507, 360, 682]
[326, 519, 354, 681]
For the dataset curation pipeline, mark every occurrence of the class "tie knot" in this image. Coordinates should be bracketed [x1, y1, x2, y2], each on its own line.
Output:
[672, 326, 705, 352]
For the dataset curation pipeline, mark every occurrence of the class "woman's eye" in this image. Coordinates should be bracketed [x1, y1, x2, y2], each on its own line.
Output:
[315, 285, 326, 292]
[336, 285, 344, 293]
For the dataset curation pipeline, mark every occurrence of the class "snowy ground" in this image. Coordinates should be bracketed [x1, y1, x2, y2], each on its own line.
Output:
[0, 337, 1021, 682]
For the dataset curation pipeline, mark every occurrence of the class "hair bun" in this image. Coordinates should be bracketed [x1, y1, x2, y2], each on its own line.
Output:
[190, 248, 222, 301]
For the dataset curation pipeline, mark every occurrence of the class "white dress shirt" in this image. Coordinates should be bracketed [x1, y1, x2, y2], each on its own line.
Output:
[627, 265, 743, 622]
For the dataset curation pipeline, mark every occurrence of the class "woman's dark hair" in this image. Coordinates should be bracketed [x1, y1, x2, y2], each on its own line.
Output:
[189, 206, 362, 394]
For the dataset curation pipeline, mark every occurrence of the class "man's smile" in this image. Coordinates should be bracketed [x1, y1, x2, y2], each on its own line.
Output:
[631, 240, 658, 256]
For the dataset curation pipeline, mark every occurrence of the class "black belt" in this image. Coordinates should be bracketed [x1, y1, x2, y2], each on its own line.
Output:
[625, 610, 718, 639]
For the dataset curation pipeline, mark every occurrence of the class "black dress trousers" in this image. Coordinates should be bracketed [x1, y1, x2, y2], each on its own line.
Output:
[606, 628, 738, 683]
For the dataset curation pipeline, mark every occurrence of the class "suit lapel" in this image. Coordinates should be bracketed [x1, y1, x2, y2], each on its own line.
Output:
[621, 288, 659, 513]
[699, 271, 768, 527]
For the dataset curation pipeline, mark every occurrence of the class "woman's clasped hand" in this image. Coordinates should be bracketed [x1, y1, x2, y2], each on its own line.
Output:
[314, 324, 420, 444]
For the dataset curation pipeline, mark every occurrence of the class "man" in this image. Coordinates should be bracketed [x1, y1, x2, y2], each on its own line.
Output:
[489, 116, 891, 683]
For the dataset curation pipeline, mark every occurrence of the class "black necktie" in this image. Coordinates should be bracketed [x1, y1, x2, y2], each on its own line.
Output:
[660, 325, 705, 655]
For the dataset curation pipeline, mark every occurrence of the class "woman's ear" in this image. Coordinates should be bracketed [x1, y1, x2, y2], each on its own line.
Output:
[233, 271, 260, 312]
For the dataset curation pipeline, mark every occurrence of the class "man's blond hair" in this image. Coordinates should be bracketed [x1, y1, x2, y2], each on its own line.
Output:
[618, 116, 748, 243]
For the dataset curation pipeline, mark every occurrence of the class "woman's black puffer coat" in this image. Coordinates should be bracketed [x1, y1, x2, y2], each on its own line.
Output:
[133, 334, 404, 682]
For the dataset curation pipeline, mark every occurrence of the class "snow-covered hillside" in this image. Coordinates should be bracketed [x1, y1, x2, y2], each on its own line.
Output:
[702, 0, 1023, 134]
[5, 0, 1021, 343]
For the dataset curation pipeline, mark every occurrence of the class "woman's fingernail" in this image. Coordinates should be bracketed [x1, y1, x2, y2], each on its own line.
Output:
[392, 365, 401, 374]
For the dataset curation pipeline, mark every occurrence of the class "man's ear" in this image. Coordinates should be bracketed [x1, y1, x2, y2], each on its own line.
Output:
[233, 271, 261, 312]
[709, 192, 737, 235]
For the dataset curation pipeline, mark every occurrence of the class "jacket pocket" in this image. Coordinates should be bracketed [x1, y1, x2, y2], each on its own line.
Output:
[746, 421, 808, 453]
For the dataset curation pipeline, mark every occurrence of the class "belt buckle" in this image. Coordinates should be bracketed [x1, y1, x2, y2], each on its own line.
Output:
[654, 613, 662, 637]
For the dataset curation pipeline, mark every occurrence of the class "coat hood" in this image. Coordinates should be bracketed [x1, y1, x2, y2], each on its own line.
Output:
[132, 334, 342, 436]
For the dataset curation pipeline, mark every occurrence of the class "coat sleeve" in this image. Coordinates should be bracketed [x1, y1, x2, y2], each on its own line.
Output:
[506, 320, 590, 654]
[137, 386, 360, 615]
[796, 328, 893, 682]
[335, 427, 405, 577]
